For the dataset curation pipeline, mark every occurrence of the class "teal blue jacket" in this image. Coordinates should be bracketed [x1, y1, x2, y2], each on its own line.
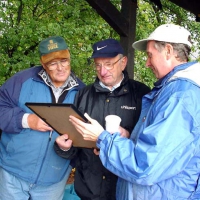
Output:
[0, 66, 85, 186]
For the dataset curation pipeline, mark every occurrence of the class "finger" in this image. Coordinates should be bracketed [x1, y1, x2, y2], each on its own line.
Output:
[70, 118, 85, 133]
[58, 139, 73, 149]
[75, 125, 86, 137]
[73, 122, 98, 140]
[69, 115, 85, 128]
[93, 149, 100, 155]
[40, 126, 53, 132]
[45, 126, 53, 131]
[43, 122, 52, 128]
[84, 113, 93, 123]
[38, 128, 51, 132]
[83, 136, 96, 141]
[56, 134, 68, 143]
[61, 134, 69, 140]
[70, 120, 85, 138]
[65, 139, 73, 147]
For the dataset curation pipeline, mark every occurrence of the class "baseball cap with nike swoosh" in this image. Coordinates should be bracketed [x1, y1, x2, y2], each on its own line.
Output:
[90, 38, 124, 58]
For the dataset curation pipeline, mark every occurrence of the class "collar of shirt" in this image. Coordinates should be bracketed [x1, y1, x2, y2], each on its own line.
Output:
[38, 69, 76, 102]
[99, 73, 124, 91]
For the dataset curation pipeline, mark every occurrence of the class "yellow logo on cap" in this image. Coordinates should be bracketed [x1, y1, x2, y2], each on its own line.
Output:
[48, 40, 58, 51]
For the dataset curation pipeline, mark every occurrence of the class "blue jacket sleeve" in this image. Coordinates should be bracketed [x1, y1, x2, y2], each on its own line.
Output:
[97, 89, 200, 186]
[0, 76, 25, 133]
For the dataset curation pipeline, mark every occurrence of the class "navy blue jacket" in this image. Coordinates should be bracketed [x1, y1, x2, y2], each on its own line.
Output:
[55, 70, 150, 199]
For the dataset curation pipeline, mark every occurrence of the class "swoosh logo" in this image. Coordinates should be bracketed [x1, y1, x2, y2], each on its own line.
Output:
[97, 45, 107, 50]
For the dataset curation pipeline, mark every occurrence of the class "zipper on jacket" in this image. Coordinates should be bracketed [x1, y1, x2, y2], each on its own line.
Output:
[34, 130, 52, 184]
[49, 130, 53, 141]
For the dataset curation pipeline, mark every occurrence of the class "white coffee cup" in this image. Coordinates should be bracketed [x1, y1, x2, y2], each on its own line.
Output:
[105, 115, 121, 133]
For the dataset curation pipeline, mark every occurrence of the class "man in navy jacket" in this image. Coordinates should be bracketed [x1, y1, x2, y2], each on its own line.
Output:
[55, 39, 150, 200]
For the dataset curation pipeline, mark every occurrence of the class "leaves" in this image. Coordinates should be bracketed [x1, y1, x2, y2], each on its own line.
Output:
[0, 0, 200, 87]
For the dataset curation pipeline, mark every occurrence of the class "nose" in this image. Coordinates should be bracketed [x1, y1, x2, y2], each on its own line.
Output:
[146, 58, 151, 68]
[56, 61, 63, 70]
[99, 66, 108, 76]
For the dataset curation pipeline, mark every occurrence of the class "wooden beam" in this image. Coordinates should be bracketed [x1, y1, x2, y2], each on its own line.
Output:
[169, 0, 200, 16]
[85, 0, 129, 36]
[120, 0, 137, 79]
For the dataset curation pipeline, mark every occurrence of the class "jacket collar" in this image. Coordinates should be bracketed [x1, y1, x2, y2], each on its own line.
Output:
[32, 66, 85, 91]
[93, 70, 130, 93]
[154, 61, 198, 88]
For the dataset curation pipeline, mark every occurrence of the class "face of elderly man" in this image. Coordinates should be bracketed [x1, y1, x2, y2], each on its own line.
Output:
[93, 55, 127, 89]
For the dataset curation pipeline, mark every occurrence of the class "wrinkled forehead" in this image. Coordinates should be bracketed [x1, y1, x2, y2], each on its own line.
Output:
[94, 55, 118, 63]
[146, 40, 157, 50]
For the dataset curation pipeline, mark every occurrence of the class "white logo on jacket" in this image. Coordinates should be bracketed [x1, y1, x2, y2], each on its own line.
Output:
[121, 105, 136, 110]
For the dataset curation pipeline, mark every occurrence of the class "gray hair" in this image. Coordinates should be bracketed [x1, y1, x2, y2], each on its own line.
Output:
[154, 41, 191, 62]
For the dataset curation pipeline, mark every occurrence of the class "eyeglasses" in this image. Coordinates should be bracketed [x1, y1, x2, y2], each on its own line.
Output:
[92, 57, 123, 71]
[46, 59, 70, 70]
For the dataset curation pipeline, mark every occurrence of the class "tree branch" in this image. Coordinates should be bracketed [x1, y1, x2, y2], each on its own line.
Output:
[17, 0, 23, 25]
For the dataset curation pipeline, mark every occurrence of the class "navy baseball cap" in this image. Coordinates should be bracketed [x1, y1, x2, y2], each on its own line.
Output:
[90, 38, 124, 58]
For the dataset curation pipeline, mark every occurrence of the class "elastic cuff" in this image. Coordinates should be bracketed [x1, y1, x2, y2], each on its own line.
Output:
[60, 147, 71, 152]
[22, 113, 30, 128]
[96, 130, 109, 148]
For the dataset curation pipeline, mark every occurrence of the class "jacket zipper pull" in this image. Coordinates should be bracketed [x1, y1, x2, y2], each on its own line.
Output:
[49, 130, 53, 141]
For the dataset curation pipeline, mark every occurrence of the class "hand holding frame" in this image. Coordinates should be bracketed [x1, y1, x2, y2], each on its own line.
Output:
[69, 113, 104, 141]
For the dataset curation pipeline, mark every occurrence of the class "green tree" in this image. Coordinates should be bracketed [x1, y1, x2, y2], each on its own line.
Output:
[0, 0, 118, 86]
[134, 0, 200, 88]
[0, 0, 200, 88]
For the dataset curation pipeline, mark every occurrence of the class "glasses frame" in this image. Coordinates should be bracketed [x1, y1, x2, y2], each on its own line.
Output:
[93, 56, 124, 71]
[46, 58, 70, 71]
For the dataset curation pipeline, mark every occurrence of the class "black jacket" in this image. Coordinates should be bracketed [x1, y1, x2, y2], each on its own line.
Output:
[54, 71, 150, 200]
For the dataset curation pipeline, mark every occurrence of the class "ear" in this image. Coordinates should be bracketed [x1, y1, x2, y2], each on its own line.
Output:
[40, 59, 47, 70]
[121, 56, 128, 70]
[165, 44, 174, 59]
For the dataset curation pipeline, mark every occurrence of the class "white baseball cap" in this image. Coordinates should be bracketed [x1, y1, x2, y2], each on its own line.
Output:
[132, 24, 192, 51]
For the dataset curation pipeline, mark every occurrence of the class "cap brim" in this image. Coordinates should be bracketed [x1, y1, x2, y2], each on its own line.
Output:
[90, 52, 119, 59]
[132, 39, 149, 51]
[41, 50, 70, 63]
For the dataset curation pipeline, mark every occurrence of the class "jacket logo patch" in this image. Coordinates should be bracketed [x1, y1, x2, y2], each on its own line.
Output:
[121, 105, 136, 110]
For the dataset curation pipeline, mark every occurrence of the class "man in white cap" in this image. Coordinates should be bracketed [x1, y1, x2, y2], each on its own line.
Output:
[68, 24, 200, 199]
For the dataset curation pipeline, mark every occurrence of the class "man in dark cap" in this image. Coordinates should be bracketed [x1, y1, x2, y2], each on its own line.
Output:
[54, 38, 150, 200]
[0, 36, 85, 200]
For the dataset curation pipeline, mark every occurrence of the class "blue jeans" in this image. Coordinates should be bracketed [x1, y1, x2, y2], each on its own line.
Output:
[0, 167, 71, 200]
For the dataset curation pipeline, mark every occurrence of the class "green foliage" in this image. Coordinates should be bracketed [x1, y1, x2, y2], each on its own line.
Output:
[133, 0, 200, 88]
[0, 0, 117, 86]
[0, 0, 200, 88]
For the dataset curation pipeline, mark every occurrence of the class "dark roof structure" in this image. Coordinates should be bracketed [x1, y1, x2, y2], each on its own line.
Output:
[85, 0, 200, 78]
[170, 0, 200, 21]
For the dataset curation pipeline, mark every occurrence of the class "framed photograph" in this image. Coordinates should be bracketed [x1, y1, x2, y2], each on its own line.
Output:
[25, 103, 96, 148]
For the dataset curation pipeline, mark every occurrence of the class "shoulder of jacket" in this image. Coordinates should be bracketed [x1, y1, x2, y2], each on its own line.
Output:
[128, 79, 150, 90]
[76, 84, 94, 95]
[3, 66, 42, 87]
